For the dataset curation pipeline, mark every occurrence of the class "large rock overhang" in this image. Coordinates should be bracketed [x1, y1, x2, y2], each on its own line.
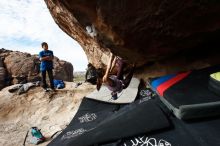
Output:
[45, 0, 220, 77]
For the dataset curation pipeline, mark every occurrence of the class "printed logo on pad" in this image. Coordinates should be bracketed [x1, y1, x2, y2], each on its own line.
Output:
[139, 96, 152, 104]
[138, 88, 156, 104]
[61, 128, 86, 140]
[78, 113, 97, 123]
[124, 136, 172, 146]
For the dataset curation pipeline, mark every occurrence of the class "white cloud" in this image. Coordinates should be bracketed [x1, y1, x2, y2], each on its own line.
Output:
[0, 0, 88, 71]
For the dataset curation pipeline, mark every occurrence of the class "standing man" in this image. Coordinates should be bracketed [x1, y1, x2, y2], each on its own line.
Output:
[39, 42, 55, 92]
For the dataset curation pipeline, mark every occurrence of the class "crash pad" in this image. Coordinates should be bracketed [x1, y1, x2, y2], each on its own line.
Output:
[101, 98, 220, 146]
[154, 65, 220, 120]
[105, 117, 220, 146]
[86, 77, 140, 104]
[210, 72, 220, 81]
[48, 97, 170, 146]
[151, 74, 176, 90]
[209, 72, 220, 96]
[157, 72, 191, 96]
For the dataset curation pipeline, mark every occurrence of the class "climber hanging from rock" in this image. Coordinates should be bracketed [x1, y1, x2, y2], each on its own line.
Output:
[96, 52, 135, 100]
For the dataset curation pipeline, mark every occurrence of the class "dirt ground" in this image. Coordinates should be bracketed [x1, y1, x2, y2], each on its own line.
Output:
[0, 82, 95, 146]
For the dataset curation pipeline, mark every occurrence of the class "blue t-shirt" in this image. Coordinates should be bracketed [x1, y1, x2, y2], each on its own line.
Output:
[39, 50, 54, 71]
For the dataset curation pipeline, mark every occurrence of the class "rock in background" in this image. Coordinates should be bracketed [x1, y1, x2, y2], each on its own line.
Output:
[0, 48, 74, 88]
[53, 57, 74, 81]
[0, 57, 6, 89]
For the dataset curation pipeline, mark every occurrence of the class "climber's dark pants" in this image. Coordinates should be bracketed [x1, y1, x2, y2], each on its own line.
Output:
[116, 58, 135, 89]
[116, 58, 125, 80]
[122, 67, 135, 89]
[41, 69, 54, 89]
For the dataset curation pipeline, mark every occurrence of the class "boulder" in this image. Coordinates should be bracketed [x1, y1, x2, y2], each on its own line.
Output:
[53, 57, 74, 81]
[45, 0, 220, 77]
[0, 58, 6, 89]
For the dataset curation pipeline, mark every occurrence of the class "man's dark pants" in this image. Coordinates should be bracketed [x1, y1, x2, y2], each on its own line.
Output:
[41, 69, 54, 89]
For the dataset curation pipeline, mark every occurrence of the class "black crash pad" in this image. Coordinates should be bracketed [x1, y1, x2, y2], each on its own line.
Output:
[48, 97, 170, 146]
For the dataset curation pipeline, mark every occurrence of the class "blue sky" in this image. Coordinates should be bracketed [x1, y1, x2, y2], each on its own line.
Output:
[0, 0, 88, 71]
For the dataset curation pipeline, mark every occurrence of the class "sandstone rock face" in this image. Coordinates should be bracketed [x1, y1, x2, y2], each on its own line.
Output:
[0, 58, 6, 89]
[45, 0, 220, 77]
[0, 82, 95, 146]
[53, 57, 74, 81]
[0, 49, 74, 86]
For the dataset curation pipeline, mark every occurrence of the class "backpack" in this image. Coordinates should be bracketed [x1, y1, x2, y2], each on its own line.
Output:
[86, 67, 97, 84]
[23, 127, 62, 146]
[53, 79, 65, 89]
[30, 127, 45, 145]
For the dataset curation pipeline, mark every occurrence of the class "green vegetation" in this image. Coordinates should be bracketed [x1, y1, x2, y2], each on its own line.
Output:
[73, 71, 85, 82]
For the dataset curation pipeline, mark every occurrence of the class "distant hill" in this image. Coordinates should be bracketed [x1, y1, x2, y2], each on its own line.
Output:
[74, 71, 86, 77]
[74, 71, 86, 82]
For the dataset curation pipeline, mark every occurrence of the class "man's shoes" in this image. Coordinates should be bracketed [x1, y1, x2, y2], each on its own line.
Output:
[43, 88, 49, 92]
[44, 88, 56, 92]
[51, 88, 56, 92]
